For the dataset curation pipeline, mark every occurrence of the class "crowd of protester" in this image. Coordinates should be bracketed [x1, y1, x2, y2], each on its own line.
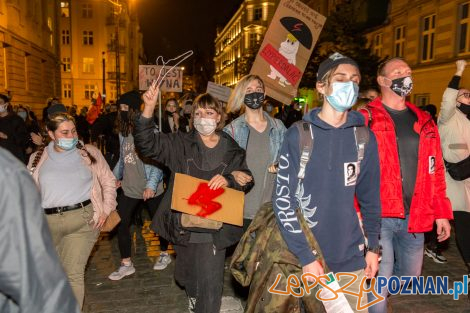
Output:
[1, 56, 469, 313]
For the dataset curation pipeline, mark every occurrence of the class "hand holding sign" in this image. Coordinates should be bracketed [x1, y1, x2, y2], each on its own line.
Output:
[187, 183, 225, 217]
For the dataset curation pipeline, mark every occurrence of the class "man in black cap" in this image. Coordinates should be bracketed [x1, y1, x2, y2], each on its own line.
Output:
[42, 97, 59, 122]
[47, 103, 67, 118]
[273, 52, 381, 311]
[0, 93, 29, 163]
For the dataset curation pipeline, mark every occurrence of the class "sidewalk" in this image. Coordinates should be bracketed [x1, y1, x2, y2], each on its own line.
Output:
[83, 221, 470, 313]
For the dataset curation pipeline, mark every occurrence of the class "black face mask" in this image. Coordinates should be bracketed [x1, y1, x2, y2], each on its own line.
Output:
[166, 111, 174, 117]
[458, 104, 470, 119]
[120, 111, 129, 122]
[389, 76, 413, 98]
[244, 92, 265, 110]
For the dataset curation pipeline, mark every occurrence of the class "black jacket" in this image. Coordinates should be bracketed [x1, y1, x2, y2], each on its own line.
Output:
[133, 115, 253, 249]
[90, 112, 119, 155]
[0, 114, 29, 163]
[157, 111, 189, 134]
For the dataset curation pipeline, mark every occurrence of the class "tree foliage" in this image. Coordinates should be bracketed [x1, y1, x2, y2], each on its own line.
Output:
[300, 1, 383, 90]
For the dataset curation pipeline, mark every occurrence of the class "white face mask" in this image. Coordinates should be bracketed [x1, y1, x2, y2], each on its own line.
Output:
[0, 103, 8, 113]
[194, 117, 217, 136]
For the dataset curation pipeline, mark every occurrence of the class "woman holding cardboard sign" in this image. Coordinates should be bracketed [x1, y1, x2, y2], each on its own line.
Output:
[135, 82, 253, 313]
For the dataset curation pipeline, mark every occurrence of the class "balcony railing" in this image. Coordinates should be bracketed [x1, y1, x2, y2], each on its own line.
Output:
[105, 15, 127, 27]
[107, 41, 126, 53]
[107, 72, 127, 81]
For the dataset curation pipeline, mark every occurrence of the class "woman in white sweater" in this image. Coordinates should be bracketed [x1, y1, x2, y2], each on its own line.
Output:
[438, 59, 470, 274]
[28, 112, 117, 308]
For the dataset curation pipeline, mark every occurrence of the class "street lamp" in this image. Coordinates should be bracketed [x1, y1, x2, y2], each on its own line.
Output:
[107, 0, 122, 99]
[102, 51, 106, 105]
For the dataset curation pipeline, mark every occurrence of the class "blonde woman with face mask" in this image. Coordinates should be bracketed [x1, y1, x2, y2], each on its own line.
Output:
[224, 75, 287, 231]
[135, 87, 253, 313]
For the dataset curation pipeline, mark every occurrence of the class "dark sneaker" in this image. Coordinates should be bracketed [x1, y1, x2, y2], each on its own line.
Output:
[424, 247, 447, 263]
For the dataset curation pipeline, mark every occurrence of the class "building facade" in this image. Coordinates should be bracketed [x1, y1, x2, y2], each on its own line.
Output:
[213, 0, 346, 87]
[214, 0, 279, 87]
[59, 0, 143, 109]
[0, 0, 61, 117]
[365, 0, 470, 108]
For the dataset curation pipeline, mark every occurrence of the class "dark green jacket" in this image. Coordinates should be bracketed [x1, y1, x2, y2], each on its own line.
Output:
[231, 202, 329, 313]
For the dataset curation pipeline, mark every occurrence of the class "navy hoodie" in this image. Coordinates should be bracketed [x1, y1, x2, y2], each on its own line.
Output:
[273, 108, 381, 273]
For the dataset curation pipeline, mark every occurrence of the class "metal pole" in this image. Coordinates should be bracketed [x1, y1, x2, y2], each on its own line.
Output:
[102, 51, 106, 105]
[158, 90, 162, 131]
[115, 2, 121, 99]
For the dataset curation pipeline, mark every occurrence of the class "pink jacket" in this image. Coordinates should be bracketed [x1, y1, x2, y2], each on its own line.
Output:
[28, 144, 117, 222]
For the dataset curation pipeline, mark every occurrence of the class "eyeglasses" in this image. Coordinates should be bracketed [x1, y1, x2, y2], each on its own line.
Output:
[458, 93, 470, 99]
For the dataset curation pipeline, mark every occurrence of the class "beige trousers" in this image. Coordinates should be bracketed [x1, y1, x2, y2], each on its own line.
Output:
[46, 203, 99, 309]
[337, 269, 369, 313]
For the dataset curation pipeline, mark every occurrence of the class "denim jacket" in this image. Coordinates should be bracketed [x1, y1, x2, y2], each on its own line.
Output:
[113, 133, 164, 191]
[224, 112, 287, 165]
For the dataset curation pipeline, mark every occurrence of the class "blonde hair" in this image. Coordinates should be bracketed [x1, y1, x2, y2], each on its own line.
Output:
[227, 74, 265, 113]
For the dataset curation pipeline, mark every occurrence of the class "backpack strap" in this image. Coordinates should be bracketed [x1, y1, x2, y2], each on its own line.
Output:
[294, 121, 313, 180]
[293, 122, 368, 177]
[354, 126, 369, 172]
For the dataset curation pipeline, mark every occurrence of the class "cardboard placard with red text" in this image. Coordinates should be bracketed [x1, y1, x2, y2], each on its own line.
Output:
[250, 0, 326, 104]
[171, 173, 244, 226]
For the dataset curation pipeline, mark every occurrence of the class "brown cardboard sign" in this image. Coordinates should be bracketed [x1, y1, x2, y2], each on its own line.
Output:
[171, 173, 244, 226]
[250, 0, 326, 104]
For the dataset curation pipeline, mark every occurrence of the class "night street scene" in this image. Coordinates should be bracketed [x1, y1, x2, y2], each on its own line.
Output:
[2, 0, 470, 312]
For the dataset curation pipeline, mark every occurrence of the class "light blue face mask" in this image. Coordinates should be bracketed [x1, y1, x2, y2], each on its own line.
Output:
[326, 81, 359, 112]
[56, 137, 78, 151]
[17, 111, 27, 120]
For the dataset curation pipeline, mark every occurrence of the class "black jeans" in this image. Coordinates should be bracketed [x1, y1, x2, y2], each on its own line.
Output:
[454, 211, 470, 264]
[116, 193, 168, 259]
[424, 223, 445, 252]
[174, 242, 226, 313]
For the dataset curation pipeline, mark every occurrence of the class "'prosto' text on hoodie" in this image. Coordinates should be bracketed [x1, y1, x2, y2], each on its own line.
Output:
[273, 109, 381, 273]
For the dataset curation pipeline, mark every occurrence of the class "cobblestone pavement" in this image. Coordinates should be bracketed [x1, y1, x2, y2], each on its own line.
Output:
[84, 221, 470, 313]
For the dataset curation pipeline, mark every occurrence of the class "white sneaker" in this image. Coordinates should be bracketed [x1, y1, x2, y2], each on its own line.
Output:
[187, 297, 196, 313]
[108, 263, 136, 281]
[220, 296, 243, 312]
[153, 252, 171, 270]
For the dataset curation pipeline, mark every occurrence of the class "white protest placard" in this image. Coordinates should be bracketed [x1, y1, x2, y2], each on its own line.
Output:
[139, 65, 183, 92]
[206, 81, 232, 103]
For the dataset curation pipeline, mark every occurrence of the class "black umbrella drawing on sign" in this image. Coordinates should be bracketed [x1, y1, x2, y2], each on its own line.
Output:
[280, 17, 313, 49]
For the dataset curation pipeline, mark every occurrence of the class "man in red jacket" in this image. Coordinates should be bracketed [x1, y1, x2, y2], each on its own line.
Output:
[360, 57, 453, 313]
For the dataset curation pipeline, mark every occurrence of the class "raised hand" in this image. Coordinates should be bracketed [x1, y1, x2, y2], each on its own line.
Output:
[456, 60, 467, 76]
[142, 80, 160, 118]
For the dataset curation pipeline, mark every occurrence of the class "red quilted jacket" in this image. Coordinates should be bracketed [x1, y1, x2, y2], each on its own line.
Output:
[359, 98, 453, 233]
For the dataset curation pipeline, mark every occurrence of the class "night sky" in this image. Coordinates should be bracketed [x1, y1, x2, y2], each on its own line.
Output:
[138, 0, 243, 67]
